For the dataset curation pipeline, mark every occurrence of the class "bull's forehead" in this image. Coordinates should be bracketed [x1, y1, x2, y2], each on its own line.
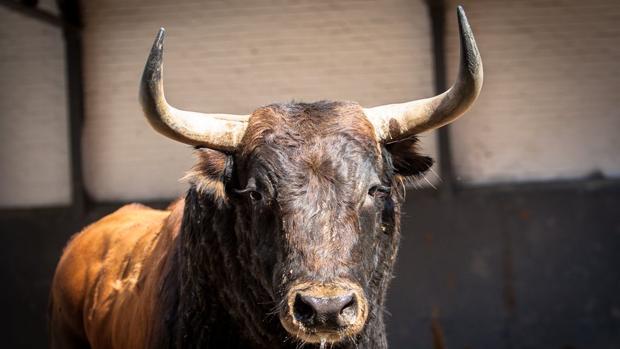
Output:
[238, 101, 383, 191]
[241, 100, 380, 160]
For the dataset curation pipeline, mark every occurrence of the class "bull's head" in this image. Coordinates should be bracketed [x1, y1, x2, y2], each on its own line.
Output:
[140, 6, 482, 346]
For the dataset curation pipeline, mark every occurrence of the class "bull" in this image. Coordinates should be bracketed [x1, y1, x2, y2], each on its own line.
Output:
[49, 6, 482, 349]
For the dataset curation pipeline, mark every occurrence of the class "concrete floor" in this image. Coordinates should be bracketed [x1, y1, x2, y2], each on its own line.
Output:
[1, 180, 619, 348]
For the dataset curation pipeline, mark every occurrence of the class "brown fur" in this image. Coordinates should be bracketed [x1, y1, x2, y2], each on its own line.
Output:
[49, 201, 185, 348]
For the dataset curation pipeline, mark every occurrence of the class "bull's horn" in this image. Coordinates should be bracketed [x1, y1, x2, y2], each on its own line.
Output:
[363, 6, 483, 143]
[140, 28, 249, 151]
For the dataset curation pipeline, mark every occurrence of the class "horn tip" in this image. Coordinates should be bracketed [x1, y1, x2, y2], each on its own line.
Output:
[456, 5, 469, 25]
[153, 27, 166, 47]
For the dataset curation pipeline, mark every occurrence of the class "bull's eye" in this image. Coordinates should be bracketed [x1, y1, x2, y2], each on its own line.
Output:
[234, 186, 263, 202]
[249, 190, 263, 201]
[368, 185, 390, 199]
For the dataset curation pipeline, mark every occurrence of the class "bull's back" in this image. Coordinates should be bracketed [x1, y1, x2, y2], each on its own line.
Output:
[50, 203, 174, 349]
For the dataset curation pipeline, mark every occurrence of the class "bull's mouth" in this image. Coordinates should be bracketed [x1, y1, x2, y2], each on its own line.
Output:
[279, 281, 368, 344]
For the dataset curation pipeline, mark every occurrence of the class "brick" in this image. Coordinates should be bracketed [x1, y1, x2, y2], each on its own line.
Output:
[0, 2, 70, 208]
[447, 0, 620, 184]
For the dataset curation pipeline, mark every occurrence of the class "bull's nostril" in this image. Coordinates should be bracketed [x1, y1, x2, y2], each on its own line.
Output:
[293, 293, 316, 323]
[339, 296, 358, 322]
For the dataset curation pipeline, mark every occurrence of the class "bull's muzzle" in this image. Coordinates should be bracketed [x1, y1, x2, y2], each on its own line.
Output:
[280, 281, 368, 344]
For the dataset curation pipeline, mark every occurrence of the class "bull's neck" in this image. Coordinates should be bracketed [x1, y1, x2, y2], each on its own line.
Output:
[168, 187, 280, 348]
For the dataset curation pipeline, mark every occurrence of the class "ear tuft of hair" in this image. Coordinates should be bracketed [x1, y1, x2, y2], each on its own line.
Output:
[385, 138, 434, 177]
[182, 148, 233, 203]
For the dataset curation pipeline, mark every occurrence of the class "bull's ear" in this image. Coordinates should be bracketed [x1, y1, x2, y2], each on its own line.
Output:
[183, 148, 233, 202]
[385, 138, 434, 177]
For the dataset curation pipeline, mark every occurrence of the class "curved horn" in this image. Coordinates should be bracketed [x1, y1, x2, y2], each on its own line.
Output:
[140, 28, 249, 151]
[364, 6, 483, 143]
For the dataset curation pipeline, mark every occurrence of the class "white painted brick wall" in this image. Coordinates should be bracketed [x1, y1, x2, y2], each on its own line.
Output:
[81, 0, 438, 201]
[3, 0, 618, 206]
[447, 0, 620, 184]
[0, 3, 71, 208]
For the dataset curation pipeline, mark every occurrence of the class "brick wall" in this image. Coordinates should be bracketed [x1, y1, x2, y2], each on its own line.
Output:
[4, 1, 618, 206]
[446, 0, 620, 184]
[81, 0, 437, 201]
[0, 1, 70, 208]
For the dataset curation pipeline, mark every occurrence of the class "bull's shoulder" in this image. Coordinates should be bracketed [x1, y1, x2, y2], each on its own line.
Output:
[50, 202, 178, 345]
[58, 203, 170, 273]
